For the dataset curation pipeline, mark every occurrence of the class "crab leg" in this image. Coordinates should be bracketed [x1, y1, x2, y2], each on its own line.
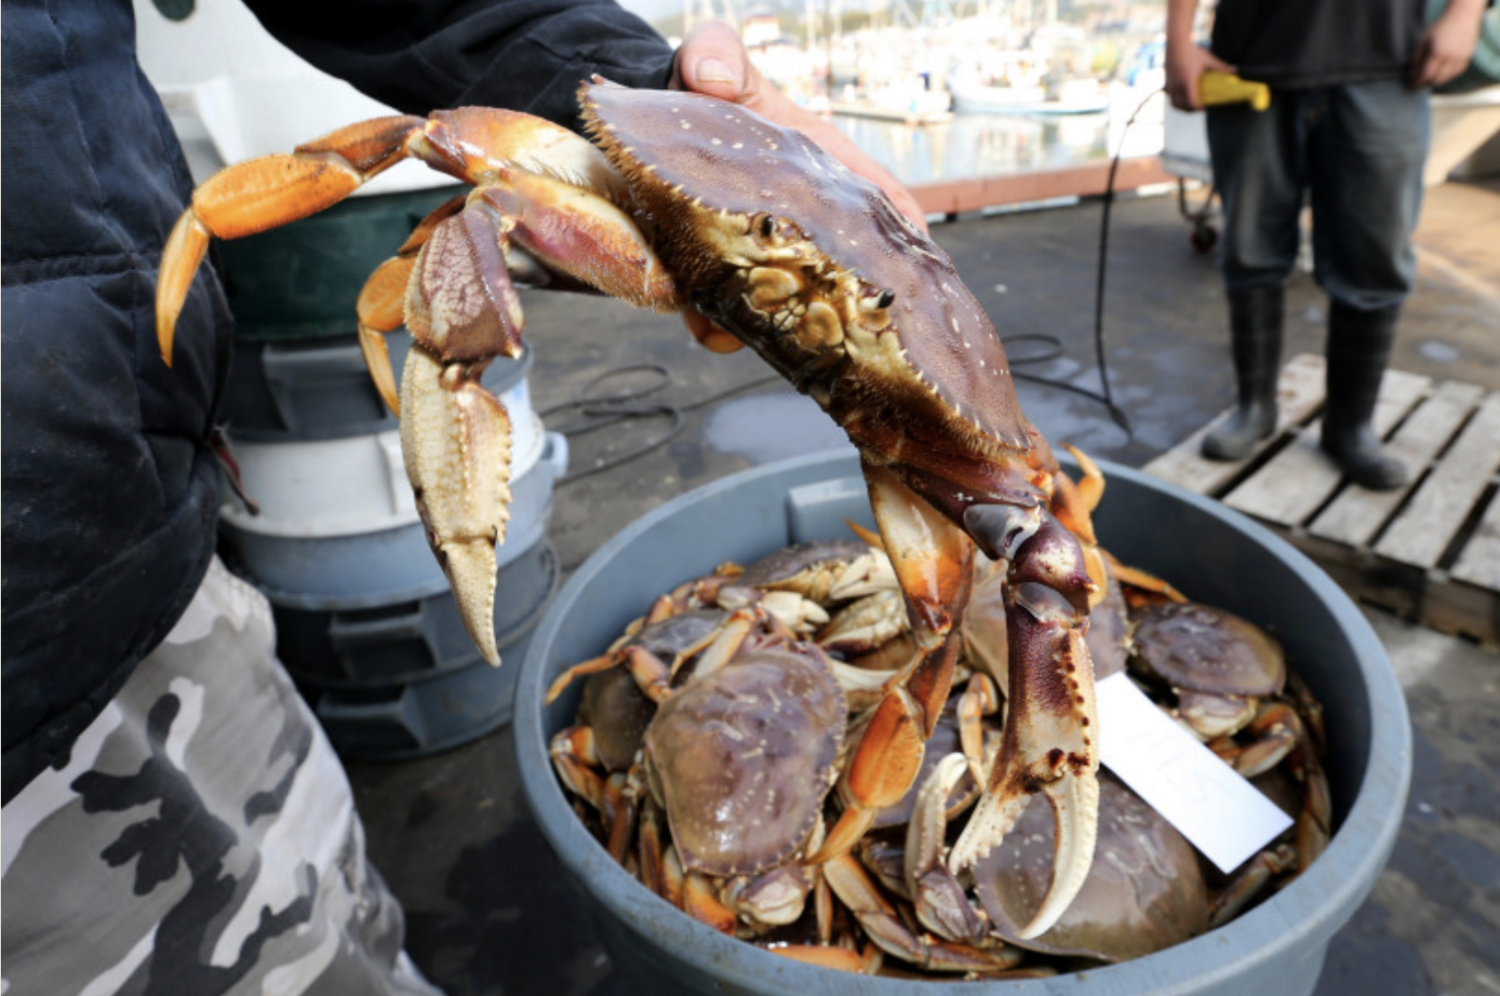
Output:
[683, 871, 738, 934]
[822, 854, 1022, 973]
[956, 672, 1000, 786]
[155, 114, 431, 363]
[947, 506, 1099, 940]
[158, 108, 694, 666]
[814, 634, 961, 863]
[905, 754, 989, 943]
[1211, 701, 1303, 777]
[1209, 843, 1299, 928]
[763, 944, 869, 974]
[638, 796, 671, 899]
[810, 463, 975, 863]
[355, 194, 468, 415]
[1056, 444, 1188, 603]
[864, 462, 976, 653]
[549, 726, 607, 808]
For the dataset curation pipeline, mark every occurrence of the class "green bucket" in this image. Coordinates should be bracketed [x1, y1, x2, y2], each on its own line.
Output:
[216, 185, 465, 342]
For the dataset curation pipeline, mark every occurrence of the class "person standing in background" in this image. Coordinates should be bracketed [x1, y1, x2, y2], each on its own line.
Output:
[1165, 0, 1488, 489]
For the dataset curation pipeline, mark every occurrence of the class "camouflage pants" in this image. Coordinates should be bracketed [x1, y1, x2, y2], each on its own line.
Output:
[1, 558, 443, 996]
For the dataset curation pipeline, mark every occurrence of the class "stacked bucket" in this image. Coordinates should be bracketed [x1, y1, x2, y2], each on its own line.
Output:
[214, 186, 567, 759]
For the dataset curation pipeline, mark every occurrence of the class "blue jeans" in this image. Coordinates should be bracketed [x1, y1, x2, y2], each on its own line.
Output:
[1207, 79, 1431, 312]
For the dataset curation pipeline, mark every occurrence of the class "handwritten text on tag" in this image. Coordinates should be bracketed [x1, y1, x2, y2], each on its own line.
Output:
[1096, 672, 1293, 873]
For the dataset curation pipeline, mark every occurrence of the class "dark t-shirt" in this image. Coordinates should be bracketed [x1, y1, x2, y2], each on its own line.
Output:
[1210, 0, 1428, 87]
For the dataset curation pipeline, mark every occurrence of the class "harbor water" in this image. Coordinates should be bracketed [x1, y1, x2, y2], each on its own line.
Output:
[827, 98, 1167, 188]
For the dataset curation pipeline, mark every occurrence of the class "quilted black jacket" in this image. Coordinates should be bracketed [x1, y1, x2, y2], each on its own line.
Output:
[1, 0, 676, 801]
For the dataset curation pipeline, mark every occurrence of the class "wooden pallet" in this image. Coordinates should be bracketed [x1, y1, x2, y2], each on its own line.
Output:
[1145, 353, 1500, 649]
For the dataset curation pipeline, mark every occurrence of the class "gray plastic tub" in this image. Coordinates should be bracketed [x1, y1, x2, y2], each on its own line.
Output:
[297, 570, 551, 760]
[270, 537, 559, 687]
[514, 449, 1411, 996]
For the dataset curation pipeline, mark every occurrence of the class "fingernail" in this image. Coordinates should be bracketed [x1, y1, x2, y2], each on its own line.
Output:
[693, 57, 739, 87]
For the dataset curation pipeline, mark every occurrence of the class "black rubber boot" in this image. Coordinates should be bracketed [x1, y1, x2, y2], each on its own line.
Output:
[1321, 301, 1408, 490]
[1202, 285, 1284, 460]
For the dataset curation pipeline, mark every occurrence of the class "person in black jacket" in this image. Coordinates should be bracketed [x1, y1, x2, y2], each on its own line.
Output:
[1164, 0, 1487, 489]
[0, 3, 921, 992]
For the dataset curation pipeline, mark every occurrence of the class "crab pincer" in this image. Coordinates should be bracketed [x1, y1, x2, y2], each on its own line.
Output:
[156, 105, 682, 665]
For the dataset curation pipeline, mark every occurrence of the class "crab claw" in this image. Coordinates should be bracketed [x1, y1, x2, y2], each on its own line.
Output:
[954, 754, 1099, 940]
[400, 346, 512, 665]
[947, 506, 1100, 940]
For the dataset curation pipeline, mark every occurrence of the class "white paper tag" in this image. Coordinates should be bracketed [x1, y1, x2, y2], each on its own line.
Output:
[1095, 672, 1293, 873]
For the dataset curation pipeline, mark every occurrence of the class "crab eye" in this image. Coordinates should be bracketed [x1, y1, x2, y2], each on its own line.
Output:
[758, 214, 777, 239]
[877, 289, 896, 309]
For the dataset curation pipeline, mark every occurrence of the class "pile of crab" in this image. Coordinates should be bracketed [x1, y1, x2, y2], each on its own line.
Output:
[547, 531, 1332, 979]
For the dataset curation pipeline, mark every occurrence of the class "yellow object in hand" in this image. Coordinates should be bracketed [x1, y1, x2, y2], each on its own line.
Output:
[1199, 70, 1271, 111]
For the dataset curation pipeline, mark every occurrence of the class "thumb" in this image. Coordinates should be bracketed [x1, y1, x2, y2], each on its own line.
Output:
[672, 20, 750, 100]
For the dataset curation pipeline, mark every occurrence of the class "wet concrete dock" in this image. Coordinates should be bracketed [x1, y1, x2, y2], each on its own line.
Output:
[342, 177, 1500, 996]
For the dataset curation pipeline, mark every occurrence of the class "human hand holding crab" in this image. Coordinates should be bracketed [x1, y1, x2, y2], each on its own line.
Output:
[155, 77, 1102, 938]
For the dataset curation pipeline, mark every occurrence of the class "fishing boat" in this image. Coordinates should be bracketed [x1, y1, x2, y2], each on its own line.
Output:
[949, 75, 1108, 115]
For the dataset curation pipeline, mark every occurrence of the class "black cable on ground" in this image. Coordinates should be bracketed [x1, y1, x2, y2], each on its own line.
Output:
[959, 85, 1170, 435]
[540, 363, 780, 483]
[544, 332, 1071, 485]
[1085, 85, 1168, 435]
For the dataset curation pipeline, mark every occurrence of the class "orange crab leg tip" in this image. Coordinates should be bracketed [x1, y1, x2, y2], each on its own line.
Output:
[765, 944, 868, 974]
[1107, 556, 1190, 603]
[356, 323, 402, 416]
[844, 519, 885, 550]
[543, 653, 614, 705]
[156, 211, 212, 366]
[810, 805, 877, 865]
[1062, 443, 1104, 494]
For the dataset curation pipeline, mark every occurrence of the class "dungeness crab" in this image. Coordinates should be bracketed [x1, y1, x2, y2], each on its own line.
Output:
[155, 80, 1100, 935]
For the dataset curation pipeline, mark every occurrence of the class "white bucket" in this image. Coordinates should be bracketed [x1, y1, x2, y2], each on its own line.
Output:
[219, 403, 544, 539]
[220, 432, 568, 598]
